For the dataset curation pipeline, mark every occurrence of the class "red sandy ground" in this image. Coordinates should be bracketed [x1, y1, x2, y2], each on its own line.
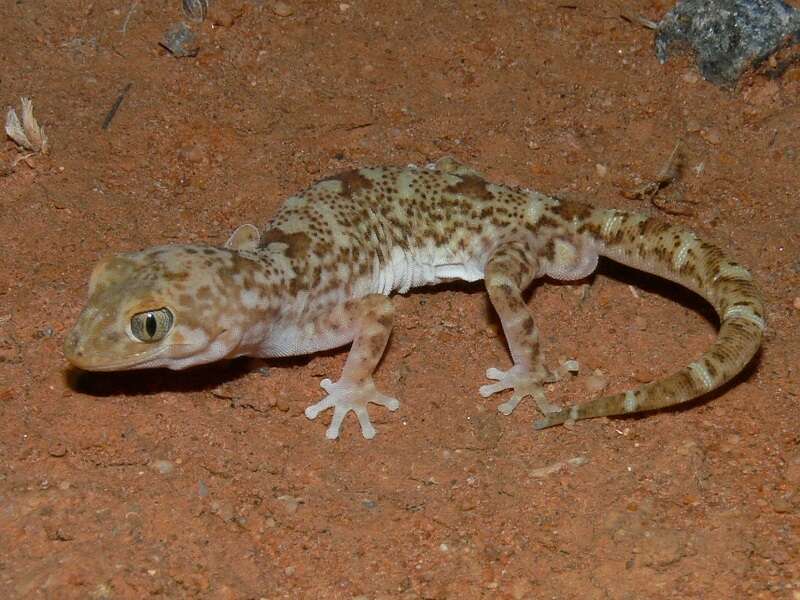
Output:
[1, 1, 798, 598]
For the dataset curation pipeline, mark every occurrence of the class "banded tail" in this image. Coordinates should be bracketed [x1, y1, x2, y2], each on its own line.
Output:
[534, 206, 765, 429]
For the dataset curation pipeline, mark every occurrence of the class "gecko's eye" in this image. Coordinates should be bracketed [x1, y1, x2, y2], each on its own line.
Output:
[130, 308, 174, 342]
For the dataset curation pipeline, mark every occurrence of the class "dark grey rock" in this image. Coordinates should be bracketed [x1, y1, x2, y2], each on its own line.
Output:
[160, 22, 199, 58]
[655, 0, 800, 85]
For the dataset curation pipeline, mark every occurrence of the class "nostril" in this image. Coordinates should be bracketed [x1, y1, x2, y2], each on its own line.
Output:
[64, 331, 81, 354]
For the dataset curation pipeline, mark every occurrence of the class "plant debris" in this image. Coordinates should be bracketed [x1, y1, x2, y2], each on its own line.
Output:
[5, 97, 49, 154]
[530, 456, 589, 478]
[183, 0, 209, 23]
[623, 140, 697, 215]
[101, 83, 133, 130]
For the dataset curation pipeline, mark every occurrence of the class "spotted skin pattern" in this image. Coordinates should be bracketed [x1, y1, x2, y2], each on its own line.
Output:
[64, 158, 765, 439]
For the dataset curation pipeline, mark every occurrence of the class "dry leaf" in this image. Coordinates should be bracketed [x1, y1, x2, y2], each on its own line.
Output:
[5, 97, 49, 154]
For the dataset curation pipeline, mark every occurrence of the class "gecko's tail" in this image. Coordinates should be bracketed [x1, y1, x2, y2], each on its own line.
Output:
[534, 205, 765, 429]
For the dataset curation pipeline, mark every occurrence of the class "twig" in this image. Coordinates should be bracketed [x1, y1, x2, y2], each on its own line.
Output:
[619, 11, 658, 29]
[120, 0, 140, 33]
[530, 456, 588, 478]
[610, 0, 659, 29]
[654, 139, 683, 184]
[623, 139, 693, 215]
[101, 83, 132, 130]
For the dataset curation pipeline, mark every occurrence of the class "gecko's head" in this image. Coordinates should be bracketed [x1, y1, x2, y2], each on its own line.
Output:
[64, 245, 250, 371]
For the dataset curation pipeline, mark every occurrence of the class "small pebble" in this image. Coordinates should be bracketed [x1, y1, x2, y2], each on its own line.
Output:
[701, 127, 721, 145]
[210, 7, 235, 27]
[34, 326, 54, 339]
[91, 583, 112, 598]
[276, 396, 290, 412]
[631, 366, 653, 383]
[272, 1, 293, 16]
[682, 71, 699, 83]
[793, 296, 800, 310]
[562, 359, 580, 374]
[197, 480, 209, 498]
[182, 0, 208, 22]
[676, 439, 699, 456]
[48, 442, 67, 457]
[213, 501, 235, 522]
[160, 22, 199, 57]
[151, 459, 175, 475]
[686, 119, 701, 133]
[277, 494, 300, 513]
[595, 163, 608, 177]
[178, 144, 206, 164]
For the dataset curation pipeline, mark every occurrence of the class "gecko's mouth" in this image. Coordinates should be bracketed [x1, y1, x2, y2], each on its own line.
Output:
[63, 325, 233, 372]
[63, 338, 171, 372]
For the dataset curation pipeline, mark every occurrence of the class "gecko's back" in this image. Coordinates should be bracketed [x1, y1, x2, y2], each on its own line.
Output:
[268, 163, 568, 293]
[64, 160, 764, 439]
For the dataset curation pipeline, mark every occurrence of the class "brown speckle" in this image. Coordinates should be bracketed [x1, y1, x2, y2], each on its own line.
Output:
[322, 169, 374, 198]
[178, 294, 193, 307]
[555, 197, 593, 222]
[445, 174, 494, 202]
[262, 228, 312, 259]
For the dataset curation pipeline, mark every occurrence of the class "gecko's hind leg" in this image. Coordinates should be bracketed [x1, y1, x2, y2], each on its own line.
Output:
[480, 242, 563, 417]
[304, 294, 399, 440]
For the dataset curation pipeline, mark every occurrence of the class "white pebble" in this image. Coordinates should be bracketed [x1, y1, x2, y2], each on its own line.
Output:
[151, 460, 174, 475]
[272, 2, 293, 16]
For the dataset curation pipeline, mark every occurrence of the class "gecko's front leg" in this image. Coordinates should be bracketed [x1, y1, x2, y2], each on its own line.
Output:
[305, 294, 399, 439]
[480, 242, 562, 417]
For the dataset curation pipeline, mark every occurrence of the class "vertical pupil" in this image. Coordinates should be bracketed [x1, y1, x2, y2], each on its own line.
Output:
[145, 313, 157, 337]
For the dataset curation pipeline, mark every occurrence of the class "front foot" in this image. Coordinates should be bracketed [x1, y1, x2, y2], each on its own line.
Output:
[304, 377, 400, 440]
[479, 363, 564, 416]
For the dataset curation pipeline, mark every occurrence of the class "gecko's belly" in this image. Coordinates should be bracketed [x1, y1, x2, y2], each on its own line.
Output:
[372, 245, 485, 294]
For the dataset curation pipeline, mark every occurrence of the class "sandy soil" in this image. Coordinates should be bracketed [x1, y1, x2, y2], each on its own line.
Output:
[1, 1, 799, 598]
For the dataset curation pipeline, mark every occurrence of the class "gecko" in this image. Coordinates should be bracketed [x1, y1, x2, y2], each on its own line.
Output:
[63, 158, 765, 439]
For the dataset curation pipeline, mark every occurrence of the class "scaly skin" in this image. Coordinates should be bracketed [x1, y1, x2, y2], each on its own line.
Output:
[63, 159, 765, 439]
